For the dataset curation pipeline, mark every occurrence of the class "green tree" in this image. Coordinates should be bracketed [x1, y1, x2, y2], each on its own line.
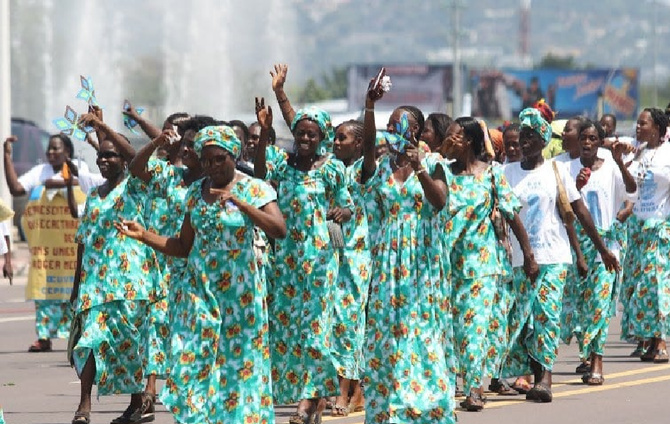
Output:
[535, 53, 577, 69]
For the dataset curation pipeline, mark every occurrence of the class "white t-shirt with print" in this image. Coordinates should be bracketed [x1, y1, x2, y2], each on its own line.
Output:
[17, 162, 104, 196]
[0, 220, 9, 256]
[504, 160, 581, 267]
[567, 157, 637, 261]
[628, 142, 670, 221]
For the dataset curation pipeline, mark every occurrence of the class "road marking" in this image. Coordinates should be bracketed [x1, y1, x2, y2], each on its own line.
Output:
[0, 315, 33, 324]
[302, 365, 670, 424]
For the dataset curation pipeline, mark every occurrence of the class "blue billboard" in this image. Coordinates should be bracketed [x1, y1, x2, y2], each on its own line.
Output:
[470, 68, 639, 120]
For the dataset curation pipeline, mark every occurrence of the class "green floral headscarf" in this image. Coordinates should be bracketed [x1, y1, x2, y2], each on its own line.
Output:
[519, 107, 552, 146]
[290, 106, 334, 155]
[194, 125, 242, 158]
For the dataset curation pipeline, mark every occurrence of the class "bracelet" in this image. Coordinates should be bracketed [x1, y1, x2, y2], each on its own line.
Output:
[416, 167, 428, 176]
[365, 108, 374, 113]
[277, 97, 288, 104]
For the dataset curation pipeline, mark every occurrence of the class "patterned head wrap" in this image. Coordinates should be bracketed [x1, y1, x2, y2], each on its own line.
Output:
[194, 125, 242, 158]
[290, 107, 334, 155]
[519, 108, 552, 146]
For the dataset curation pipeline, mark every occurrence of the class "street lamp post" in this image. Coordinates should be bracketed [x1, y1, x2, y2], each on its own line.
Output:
[451, 0, 463, 116]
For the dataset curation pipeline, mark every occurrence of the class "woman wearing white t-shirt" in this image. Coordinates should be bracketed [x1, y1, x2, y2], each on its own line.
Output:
[626, 108, 670, 363]
[502, 108, 619, 403]
[3, 133, 106, 352]
[567, 120, 637, 385]
[4, 133, 81, 352]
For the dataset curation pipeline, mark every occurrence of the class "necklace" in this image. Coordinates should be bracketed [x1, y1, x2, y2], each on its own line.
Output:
[393, 157, 411, 170]
[637, 145, 660, 184]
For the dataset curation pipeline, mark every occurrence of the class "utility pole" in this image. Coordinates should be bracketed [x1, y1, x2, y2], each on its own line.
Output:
[652, 0, 658, 107]
[451, 0, 463, 116]
[0, 0, 11, 210]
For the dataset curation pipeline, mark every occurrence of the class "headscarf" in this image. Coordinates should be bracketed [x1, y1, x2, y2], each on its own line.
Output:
[519, 107, 552, 146]
[193, 125, 242, 158]
[532, 99, 555, 124]
[290, 106, 334, 155]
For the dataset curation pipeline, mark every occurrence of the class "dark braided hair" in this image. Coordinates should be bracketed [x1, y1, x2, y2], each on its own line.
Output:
[335, 119, 364, 141]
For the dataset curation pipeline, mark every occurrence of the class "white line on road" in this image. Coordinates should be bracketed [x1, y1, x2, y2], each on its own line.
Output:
[0, 315, 33, 324]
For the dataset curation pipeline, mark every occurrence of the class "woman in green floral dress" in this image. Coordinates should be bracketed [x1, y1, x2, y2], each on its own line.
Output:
[329, 120, 371, 416]
[119, 123, 286, 424]
[440, 117, 538, 411]
[358, 75, 453, 424]
[128, 114, 217, 404]
[69, 134, 163, 424]
[255, 97, 353, 423]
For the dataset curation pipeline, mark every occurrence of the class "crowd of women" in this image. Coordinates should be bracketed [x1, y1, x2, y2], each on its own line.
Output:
[3, 63, 670, 424]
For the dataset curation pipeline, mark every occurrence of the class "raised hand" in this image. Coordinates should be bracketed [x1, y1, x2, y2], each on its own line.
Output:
[255, 97, 273, 129]
[122, 99, 140, 120]
[366, 67, 386, 103]
[403, 143, 423, 171]
[612, 141, 634, 163]
[89, 104, 104, 122]
[78, 113, 102, 129]
[152, 128, 177, 149]
[270, 64, 288, 92]
[3, 135, 17, 156]
[114, 220, 145, 241]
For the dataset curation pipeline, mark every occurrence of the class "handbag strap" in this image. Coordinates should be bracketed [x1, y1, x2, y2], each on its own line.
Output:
[489, 166, 499, 211]
[551, 160, 575, 225]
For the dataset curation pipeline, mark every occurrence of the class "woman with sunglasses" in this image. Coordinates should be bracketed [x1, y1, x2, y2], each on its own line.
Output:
[118, 123, 286, 424]
[624, 108, 670, 363]
[127, 114, 217, 417]
[359, 73, 454, 424]
[68, 117, 166, 424]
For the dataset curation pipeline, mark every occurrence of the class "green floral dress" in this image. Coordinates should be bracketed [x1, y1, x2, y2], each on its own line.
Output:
[142, 159, 191, 377]
[330, 158, 372, 380]
[363, 154, 454, 424]
[73, 177, 164, 395]
[264, 153, 353, 404]
[445, 165, 520, 393]
[160, 176, 276, 424]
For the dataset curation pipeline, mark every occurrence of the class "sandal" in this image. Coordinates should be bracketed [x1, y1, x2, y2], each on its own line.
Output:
[510, 378, 532, 395]
[72, 411, 90, 424]
[653, 349, 669, 363]
[288, 412, 311, 424]
[28, 339, 52, 353]
[488, 379, 519, 396]
[586, 373, 604, 386]
[630, 342, 644, 357]
[526, 382, 552, 403]
[110, 394, 155, 424]
[575, 361, 590, 374]
[331, 403, 349, 417]
[460, 390, 484, 412]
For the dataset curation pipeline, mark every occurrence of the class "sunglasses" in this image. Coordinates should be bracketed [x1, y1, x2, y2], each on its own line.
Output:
[97, 151, 121, 160]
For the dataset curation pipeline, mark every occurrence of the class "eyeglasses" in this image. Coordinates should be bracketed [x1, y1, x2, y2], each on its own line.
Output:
[97, 151, 121, 160]
[200, 154, 231, 168]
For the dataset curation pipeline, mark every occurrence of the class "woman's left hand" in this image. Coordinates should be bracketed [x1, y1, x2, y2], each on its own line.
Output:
[327, 207, 348, 224]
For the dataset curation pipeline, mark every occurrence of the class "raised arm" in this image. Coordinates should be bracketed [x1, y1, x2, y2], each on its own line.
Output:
[254, 97, 273, 180]
[64, 164, 79, 219]
[612, 141, 637, 194]
[3, 136, 26, 196]
[79, 113, 136, 161]
[129, 130, 175, 183]
[271, 64, 296, 128]
[122, 101, 162, 140]
[116, 213, 195, 258]
[361, 69, 387, 183]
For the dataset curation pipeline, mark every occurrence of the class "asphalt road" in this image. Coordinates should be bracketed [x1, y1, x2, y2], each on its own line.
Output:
[1, 248, 667, 424]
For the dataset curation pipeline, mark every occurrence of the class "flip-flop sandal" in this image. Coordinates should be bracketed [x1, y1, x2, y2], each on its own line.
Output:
[72, 412, 90, 424]
[331, 404, 349, 417]
[495, 379, 519, 396]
